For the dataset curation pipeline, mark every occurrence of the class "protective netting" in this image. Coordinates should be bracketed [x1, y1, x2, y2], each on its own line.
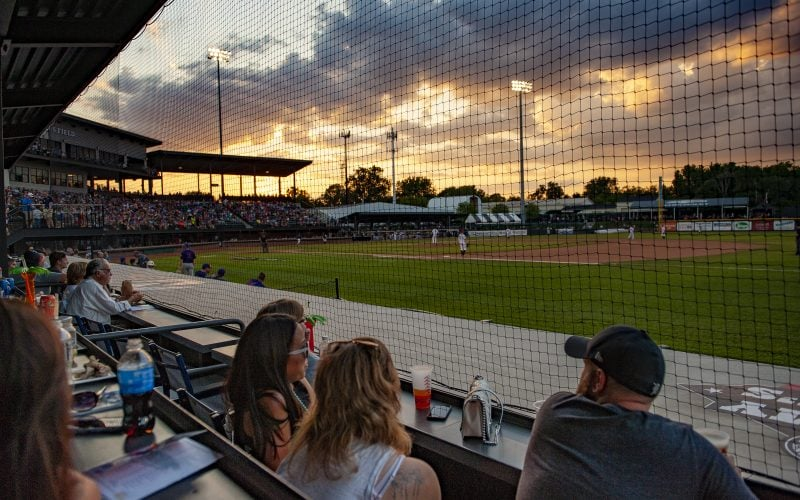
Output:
[61, 0, 798, 485]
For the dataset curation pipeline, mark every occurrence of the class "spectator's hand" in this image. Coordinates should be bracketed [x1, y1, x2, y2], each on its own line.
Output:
[126, 292, 144, 305]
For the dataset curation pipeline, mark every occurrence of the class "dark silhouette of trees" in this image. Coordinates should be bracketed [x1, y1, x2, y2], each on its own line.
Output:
[348, 166, 391, 203]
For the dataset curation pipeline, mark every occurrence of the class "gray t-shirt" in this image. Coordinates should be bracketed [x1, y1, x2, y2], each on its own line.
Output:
[516, 392, 755, 500]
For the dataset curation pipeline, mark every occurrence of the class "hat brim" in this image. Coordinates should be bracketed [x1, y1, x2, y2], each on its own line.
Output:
[564, 336, 590, 358]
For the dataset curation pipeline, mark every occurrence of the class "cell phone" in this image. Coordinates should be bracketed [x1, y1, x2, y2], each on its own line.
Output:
[426, 404, 452, 421]
[70, 416, 125, 435]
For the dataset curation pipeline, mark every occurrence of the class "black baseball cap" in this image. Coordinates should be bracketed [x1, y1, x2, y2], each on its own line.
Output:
[564, 325, 665, 397]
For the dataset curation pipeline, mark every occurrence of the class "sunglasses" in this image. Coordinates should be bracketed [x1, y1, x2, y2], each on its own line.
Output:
[72, 386, 120, 413]
[288, 341, 309, 359]
[326, 339, 381, 354]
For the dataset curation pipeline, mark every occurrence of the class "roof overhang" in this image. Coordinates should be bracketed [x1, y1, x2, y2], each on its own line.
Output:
[147, 150, 313, 177]
[1, 0, 169, 170]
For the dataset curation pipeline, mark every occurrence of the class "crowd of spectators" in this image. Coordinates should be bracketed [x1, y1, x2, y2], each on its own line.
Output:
[4, 188, 329, 232]
[225, 199, 328, 227]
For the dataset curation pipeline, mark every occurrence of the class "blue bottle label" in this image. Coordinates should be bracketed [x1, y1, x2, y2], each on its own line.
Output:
[118, 366, 154, 395]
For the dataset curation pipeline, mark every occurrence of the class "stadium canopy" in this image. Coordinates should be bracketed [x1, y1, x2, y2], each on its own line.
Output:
[0, 0, 169, 170]
[147, 150, 312, 178]
[318, 202, 454, 223]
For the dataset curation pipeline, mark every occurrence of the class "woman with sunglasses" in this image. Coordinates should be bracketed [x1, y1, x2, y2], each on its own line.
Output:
[224, 313, 310, 470]
[278, 337, 441, 499]
[0, 300, 100, 499]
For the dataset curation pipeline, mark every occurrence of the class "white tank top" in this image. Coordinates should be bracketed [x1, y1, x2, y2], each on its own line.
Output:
[278, 442, 405, 500]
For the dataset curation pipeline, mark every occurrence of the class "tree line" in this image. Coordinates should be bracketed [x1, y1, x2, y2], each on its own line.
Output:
[287, 162, 799, 209]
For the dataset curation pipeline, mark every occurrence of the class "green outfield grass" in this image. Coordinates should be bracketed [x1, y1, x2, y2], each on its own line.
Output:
[149, 231, 800, 367]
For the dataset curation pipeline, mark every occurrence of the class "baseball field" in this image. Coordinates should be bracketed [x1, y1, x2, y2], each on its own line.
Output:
[146, 231, 800, 367]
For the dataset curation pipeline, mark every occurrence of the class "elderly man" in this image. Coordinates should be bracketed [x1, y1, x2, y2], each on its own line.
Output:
[65, 258, 143, 325]
[516, 325, 754, 499]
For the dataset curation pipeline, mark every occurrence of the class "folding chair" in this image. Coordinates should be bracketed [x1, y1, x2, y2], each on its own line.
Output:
[147, 341, 227, 413]
[176, 388, 226, 435]
[72, 316, 117, 357]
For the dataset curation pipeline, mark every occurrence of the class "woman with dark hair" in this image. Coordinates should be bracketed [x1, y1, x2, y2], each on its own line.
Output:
[0, 300, 100, 499]
[278, 337, 441, 499]
[224, 313, 310, 470]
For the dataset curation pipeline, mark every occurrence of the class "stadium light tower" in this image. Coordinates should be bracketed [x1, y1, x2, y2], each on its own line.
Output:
[512, 79, 532, 225]
[387, 127, 398, 205]
[208, 47, 231, 198]
[340, 130, 351, 205]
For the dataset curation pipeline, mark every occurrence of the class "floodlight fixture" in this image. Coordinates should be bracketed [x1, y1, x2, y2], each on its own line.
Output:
[511, 80, 532, 93]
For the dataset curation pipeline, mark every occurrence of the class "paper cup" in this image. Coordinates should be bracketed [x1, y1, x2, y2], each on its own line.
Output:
[411, 365, 432, 410]
[695, 428, 730, 454]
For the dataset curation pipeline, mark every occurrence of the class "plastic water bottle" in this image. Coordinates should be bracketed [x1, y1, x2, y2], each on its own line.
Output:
[117, 338, 155, 438]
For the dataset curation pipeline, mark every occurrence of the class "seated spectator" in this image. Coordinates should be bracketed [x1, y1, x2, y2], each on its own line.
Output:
[212, 268, 226, 280]
[195, 263, 212, 277]
[258, 298, 319, 400]
[48, 251, 68, 273]
[11, 250, 66, 293]
[0, 300, 101, 499]
[515, 325, 754, 499]
[278, 337, 441, 499]
[247, 272, 267, 287]
[224, 314, 311, 470]
[65, 259, 143, 325]
[61, 262, 87, 311]
[257, 299, 319, 384]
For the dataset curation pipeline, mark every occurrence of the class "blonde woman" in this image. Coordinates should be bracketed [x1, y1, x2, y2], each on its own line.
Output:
[278, 337, 440, 499]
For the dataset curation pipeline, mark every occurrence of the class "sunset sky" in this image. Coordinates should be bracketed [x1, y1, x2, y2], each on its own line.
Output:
[69, 0, 797, 199]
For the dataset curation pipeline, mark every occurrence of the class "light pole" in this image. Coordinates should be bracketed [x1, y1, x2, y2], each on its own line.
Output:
[340, 130, 351, 205]
[512, 79, 532, 225]
[387, 127, 398, 205]
[208, 47, 231, 198]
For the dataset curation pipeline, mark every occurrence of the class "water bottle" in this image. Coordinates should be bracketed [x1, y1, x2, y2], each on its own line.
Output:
[117, 338, 155, 438]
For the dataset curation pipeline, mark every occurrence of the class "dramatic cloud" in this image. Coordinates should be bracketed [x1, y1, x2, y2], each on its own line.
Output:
[70, 0, 798, 197]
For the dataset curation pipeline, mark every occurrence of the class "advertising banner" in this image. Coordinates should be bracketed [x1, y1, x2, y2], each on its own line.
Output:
[694, 222, 714, 232]
[733, 221, 752, 231]
[773, 220, 796, 231]
[666, 220, 678, 231]
[752, 220, 773, 231]
[712, 221, 733, 231]
[676, 222, 694, 232]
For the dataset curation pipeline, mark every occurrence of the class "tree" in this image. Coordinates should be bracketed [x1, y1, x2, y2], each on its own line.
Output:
[492, 203, 510, 214]
[457, 201, 477, 214]
[525, 203, 540, 220]
[317, 184, 346, 206]
[437, 185, 487, 199]
[485, 193, 506, 202]
[348, 166, 391, 203]
[530, 184, 547, 200]
[530, 181, 564, 200]
[583, 176, 619, 204]
[397, 176, 436, 199]
[286, 187, 312, 207]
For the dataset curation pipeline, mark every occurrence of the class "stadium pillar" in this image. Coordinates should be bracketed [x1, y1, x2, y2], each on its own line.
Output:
[208, 47, 230, 198]
[387, 128, 398, 205]
[512, 80, 532, 225]
[340, 130, 351, 205]
[0, 48, 7, 270]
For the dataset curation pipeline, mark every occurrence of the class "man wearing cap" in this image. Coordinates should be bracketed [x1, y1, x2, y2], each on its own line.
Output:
[195, 263, 212, 278]
[516, 325, 753, 499]
[178, 242, 196, 275]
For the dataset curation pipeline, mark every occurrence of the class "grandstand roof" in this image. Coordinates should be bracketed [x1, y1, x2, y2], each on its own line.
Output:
[0, 0, 169, 170]
[147, 150, 312, 177]
[318, 202, 452, 221]
[61, 113, 161, 147]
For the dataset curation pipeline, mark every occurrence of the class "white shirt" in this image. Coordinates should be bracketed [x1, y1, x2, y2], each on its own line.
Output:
[65, 278, 132, 325]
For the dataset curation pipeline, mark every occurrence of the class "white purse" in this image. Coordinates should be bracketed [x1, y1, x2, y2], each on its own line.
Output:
[460, 375, 503, 445]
